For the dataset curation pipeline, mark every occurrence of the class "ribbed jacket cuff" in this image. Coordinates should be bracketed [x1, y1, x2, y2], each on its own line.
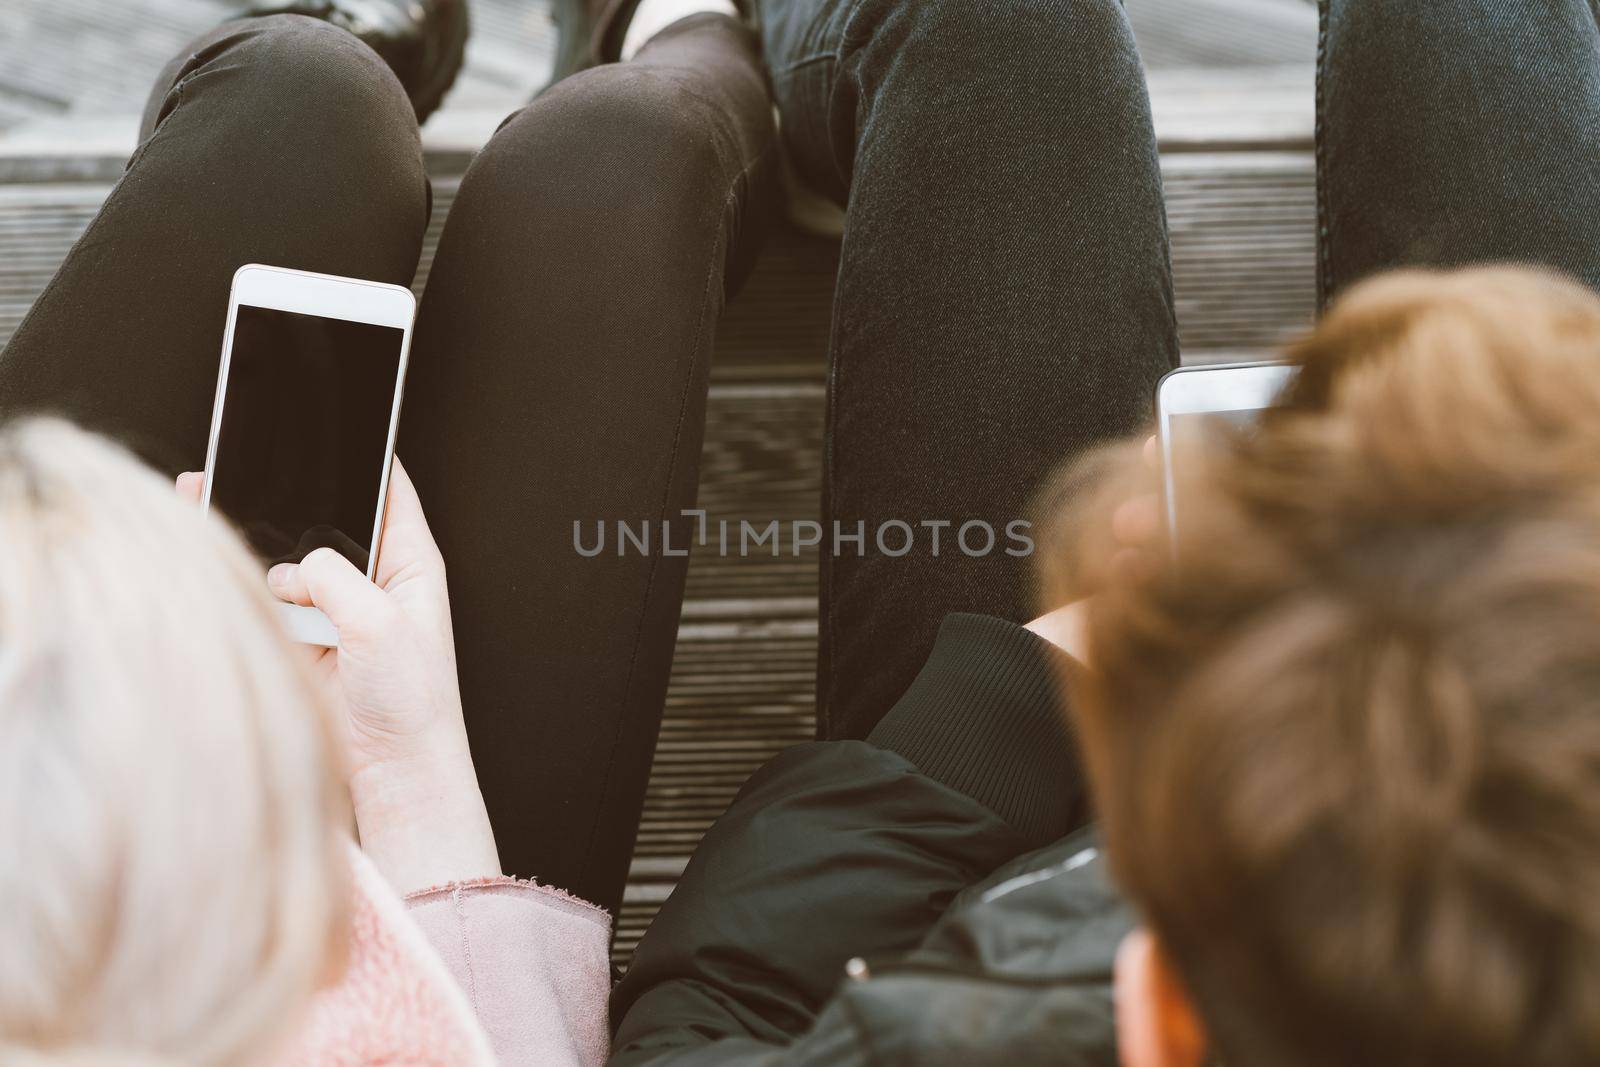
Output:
[867, 613, 1085, 848]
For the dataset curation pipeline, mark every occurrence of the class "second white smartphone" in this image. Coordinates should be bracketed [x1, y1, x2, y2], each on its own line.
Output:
[202, 264, 417, 646]
[1156, 362, 1295, 539]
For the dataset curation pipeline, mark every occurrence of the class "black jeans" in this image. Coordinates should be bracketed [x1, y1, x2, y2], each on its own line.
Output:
[0, 0, 1175, 914]
[762, 0, 1178, 740]
[1317, 0, 1600, 304]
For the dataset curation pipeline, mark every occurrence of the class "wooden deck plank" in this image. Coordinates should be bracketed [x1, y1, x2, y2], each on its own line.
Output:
[1128, 0, 1315, 70]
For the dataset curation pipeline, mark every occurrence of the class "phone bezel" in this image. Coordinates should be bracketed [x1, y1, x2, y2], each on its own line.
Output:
[1156, 361, 1295, 538]
[201, 263, 417, 582]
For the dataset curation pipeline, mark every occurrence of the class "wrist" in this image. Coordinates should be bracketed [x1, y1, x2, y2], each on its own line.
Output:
[1025, 599, 1092, 665]
[349, 735, 502, 896]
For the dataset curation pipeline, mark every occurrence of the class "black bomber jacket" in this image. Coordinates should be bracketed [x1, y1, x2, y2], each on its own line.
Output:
[609, 616, 1131, 1067]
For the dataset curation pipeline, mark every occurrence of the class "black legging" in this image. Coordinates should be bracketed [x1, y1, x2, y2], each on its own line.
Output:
[0, 0, 1177, 914]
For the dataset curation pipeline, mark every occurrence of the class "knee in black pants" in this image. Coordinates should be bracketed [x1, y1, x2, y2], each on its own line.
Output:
[141, 13, 422, 179]
[486, 61, 747, 207]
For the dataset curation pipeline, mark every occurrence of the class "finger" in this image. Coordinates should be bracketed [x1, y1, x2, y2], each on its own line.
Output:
[1112, 494, 1162, 547]
[387, 457, 425, 526]
[268, 547, 390, 631]
[373, 457, 444, 586]
[291, 524, 367, 564]
[176, 471, 204, 504]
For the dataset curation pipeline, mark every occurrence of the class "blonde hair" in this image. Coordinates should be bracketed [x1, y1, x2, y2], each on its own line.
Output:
[0, 420, 349, 1066]
[1049, 266, 1600, 1066]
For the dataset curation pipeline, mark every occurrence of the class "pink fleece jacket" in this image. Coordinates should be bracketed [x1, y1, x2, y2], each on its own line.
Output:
[279, 847, 612, 1067]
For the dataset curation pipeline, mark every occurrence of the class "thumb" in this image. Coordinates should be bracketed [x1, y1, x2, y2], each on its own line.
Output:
[175, 471, 204, 503]
[268, 548, 390, 633]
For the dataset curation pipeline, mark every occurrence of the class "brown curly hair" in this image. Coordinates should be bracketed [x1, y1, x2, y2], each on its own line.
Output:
[1048, 266, 1600, 1067]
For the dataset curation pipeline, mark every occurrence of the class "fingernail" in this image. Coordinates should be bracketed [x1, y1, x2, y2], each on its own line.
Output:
[266, 563, 293, 590]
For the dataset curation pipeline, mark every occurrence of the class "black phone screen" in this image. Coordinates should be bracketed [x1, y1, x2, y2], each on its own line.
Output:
[210, 305, 405, 574]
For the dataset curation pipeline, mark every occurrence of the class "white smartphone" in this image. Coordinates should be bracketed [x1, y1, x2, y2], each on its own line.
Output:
[1156, 362, 1296, 538]
[202, 264, 416, 646]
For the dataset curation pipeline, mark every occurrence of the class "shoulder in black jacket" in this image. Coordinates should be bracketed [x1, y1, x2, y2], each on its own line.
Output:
[610, 615, 1133, 1067]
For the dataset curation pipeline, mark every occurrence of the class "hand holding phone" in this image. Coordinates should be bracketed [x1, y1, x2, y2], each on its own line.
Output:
[181, 459, 500, 892]
[1026, 438, 1163, 664]
[183, 457, 461, 771]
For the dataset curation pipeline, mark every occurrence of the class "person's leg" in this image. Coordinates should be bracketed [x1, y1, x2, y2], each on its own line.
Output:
[0, 15, 429, 474]
[763, 0, 1178, 739]
[400, 14, 778, 916]
[1317, 0, 1600, 305]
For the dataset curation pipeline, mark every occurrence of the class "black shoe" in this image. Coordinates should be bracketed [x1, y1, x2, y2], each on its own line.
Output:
[245, 0, 470, 122]
[543, 0, 640, 90]
[542, 0, 755, 94]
